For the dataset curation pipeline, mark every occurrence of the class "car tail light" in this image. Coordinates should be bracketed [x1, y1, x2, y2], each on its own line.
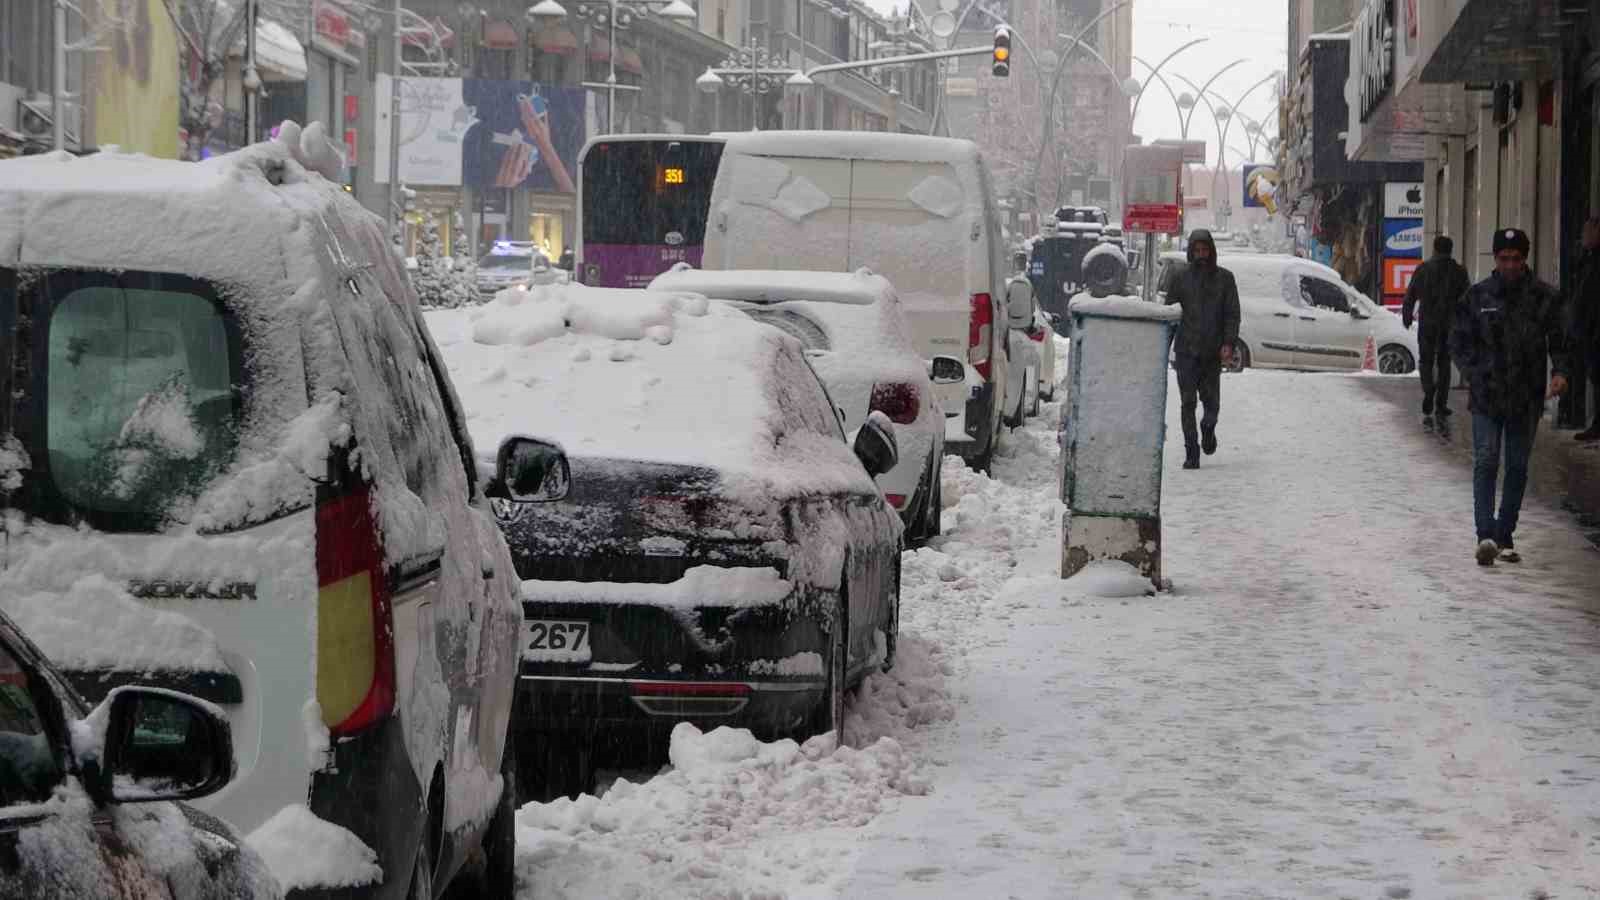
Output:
[869, 382, 920, 425]
[628, 681, 752, 717]
[1028, 327, 1047, 343]
[969, 292, 993, 380]
[315, 487, 396, 739]
[884, 493, 907, 509]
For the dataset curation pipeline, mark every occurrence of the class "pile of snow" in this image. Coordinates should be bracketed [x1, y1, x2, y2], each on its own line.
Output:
[1063, 559, 1153, 597]
[522, 565, 791, 610]
[515, 722, 929, 897]
[246, 805, 382, 892]
[0, 574, 227, 675]
[425, 284, 874, 500]
[1067, 293, 1182, 321]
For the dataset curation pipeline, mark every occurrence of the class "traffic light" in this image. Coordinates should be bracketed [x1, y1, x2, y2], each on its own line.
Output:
[992, 26, 1011, 78]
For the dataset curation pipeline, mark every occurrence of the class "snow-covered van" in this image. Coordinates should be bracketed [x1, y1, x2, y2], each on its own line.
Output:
[702, 132, 1013, 470]
[0, 130, 523, 898]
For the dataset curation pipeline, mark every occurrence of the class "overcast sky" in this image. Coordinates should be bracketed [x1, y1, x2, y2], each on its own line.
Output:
[860, 0, 1290, 166]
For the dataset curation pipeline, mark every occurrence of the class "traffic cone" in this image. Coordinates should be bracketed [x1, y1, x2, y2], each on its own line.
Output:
[1361, 332, 1378, 372]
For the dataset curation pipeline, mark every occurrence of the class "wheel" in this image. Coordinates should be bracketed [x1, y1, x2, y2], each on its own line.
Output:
[407, 828, 435, 900]
[924, 466, 942, 539]
[806, 592, 848, 741]
[964, 437, 994, 474]
[1378, 344, 1415, 374]
[517, 732, 593, 803]
[459, 735, 518, 898]
[1227, 340, 1251, 373]
[882, 557, 900, 673]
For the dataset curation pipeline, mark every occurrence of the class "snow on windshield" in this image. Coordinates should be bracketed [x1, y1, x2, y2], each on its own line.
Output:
[425, 283, 872, 502]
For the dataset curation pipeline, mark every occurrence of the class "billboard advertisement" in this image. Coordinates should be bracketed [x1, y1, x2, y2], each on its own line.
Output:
[86, 0, 181, 158]
[1382, 218, 1423, 258]
[374, 78, 582, 193]
[1242, 164, 1280, 213]
[1122, 143, 1183, 235]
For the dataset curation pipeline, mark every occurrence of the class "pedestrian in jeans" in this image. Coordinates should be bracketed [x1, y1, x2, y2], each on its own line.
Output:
[1450, 228, 1570, 566]
[1402, 235, 1470, 420]
[1164, 229, 1241, 470]
[1567, 215, 1600, 441]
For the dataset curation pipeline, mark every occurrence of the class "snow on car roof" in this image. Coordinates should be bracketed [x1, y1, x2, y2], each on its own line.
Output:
[425, 283, 872, 499]
[1068, 294, 1182, 321]
[722, 130, 981, 165]
[648, 267, 883, 307]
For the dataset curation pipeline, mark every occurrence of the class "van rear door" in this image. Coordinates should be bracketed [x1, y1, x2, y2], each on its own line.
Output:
[709, 154, 851, 272]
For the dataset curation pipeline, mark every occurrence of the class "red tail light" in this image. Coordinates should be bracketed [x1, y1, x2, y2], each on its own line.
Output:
[969, 292, 993, 380]
[869, 382, 920, 425]
[884, 493, 908, 509]
[1028, 327, 1047, 343]
[315, 487, 396, 739]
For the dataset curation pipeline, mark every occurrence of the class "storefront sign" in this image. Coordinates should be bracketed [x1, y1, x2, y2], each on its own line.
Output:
[1123, 144, 1184, 235]
[344, 128, 358, 165]
[1383, 257, 1419, 297]
[1384, 182, 1423, 217]
[1382, 218, 1423, 257]
[1352, 0, 1393, 123]
[1242, 164, 1280, 213]
[314, 0, 352, 48]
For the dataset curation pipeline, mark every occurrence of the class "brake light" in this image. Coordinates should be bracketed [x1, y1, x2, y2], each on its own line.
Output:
[969, 292, 993, 380]
[884, 493, 907, 509]
[315, 487, 396, 739]
[869, 382, 920, 425]
[1028, 327, 1047, 343]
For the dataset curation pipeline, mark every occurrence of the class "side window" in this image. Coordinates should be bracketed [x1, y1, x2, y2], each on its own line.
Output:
[1300, 276, 1349, 313]
[771, 341, 846, 441]
[0, 641, 63, 807]
[413, 314, 478, 497]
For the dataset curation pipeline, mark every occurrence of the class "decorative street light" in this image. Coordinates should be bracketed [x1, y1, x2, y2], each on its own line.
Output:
[697, 42, 800, 131]
[528, 0, 697, 134]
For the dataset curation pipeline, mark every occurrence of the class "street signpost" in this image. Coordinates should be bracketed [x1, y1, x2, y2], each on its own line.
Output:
[1123, 143, 1185, 301]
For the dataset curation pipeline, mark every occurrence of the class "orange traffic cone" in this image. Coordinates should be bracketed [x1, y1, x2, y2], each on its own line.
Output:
[1361, 333, 1378, 372]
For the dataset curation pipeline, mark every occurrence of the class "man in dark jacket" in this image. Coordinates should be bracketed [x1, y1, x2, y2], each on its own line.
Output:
[1402, 235, 1470, 418]
[1450, 228, 1570, 566]
[1164, 229, 1242, 469]
[1568, 215, 1600, 441]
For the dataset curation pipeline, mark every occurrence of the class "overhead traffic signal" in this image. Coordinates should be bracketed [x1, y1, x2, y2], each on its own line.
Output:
[992, 26, 1011, 78]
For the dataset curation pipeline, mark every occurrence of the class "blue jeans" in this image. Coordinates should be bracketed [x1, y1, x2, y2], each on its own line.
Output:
[1471, 411, 1539, 546]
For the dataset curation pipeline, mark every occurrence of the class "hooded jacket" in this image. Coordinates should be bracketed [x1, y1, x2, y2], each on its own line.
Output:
[1163, 230, 1241, 359]
[1449, 267, 1570, 419]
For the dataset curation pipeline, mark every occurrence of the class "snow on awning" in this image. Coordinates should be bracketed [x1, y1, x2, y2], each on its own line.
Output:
[234, 18, 308, 82]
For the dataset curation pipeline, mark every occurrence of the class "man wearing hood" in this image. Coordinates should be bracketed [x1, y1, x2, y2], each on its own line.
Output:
[1450, 228, 1569, 566]
[1164, 229, 1241, 469]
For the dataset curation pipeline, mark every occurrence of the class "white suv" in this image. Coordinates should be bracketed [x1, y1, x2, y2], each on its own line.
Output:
[0, 134, 523, 897]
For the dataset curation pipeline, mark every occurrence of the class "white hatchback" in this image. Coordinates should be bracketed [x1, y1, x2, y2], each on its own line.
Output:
[651, 267, 955, 546]
[1157, 252, 1419, 373]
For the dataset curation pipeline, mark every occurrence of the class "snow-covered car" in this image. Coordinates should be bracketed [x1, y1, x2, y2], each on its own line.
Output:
[1156, 251, 1419, 373]
[0, 134, 522, 898]
[1031, 305, 1059, 403]
[476, 241, 543, 296]
[0, 608, 279, 899]
[426, 283, 904, 799]
[702, 131, 1012, 472]
[648, 266, 955, 545]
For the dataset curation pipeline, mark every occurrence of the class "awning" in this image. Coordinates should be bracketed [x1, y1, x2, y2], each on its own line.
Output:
[1421, 0, 1590, 83]
[618, 46, 643, 75]
[534, 26, 578, 55]
[483, 19, 520, 50]
[235, 18, 308, 82]
[587, 35, 611, 63]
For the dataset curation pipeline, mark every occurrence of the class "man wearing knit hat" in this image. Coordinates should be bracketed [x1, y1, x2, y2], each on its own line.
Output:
[1450, 228, 1570, 566]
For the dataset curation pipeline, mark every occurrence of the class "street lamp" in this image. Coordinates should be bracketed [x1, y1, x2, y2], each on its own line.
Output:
[697, 42, 800, 131]
[528, 0, 696, 134]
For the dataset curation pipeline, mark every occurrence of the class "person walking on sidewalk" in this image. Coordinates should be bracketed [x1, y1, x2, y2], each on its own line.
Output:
[1402, 235, 1470, 421]
[1450, 228, 1570, 566]
[1164, 229, 1241, 470]
[1567, 215, 1600, 441]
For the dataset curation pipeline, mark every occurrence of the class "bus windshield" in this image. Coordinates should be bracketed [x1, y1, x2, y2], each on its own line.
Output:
[579, 138, 723, 288]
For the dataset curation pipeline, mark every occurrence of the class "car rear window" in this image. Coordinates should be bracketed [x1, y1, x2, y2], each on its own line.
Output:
[4, 269, 243, 533]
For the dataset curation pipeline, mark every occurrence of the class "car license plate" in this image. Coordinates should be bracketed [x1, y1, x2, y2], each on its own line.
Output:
[523, 620, 591, 663]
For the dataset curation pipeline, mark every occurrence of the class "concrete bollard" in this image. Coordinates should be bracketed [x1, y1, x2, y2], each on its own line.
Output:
[1060, 293, 1181, 588]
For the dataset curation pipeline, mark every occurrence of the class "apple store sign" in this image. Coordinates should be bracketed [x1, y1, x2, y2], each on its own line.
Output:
[1384, 182, 1424, 218]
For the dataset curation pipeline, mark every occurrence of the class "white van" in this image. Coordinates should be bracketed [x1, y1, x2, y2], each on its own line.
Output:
[702, 132, 1012, 470]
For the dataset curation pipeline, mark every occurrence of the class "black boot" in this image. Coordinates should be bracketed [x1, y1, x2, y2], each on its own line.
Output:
[1183, 446, 1200, 469]
[1201, 425, 1217, 456]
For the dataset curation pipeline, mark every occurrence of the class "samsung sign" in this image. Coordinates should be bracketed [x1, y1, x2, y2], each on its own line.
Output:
[1352, 0, 1394, 123]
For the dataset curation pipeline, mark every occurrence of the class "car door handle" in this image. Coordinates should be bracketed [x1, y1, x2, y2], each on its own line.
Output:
[1299, 316, 1317, 321]
[1273, 312, 1291, 318]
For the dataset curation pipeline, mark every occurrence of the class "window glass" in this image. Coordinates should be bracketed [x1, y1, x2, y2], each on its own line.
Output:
[0, 642, 61, 807]
[44, 279, 239, 529]
[1299, 277, 1349, 313]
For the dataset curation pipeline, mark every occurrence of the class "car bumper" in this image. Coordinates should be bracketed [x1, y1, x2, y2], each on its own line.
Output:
[515, 673, 825, 744]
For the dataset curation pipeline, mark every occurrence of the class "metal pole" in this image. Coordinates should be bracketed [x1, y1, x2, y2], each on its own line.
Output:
[245, 0, 259, 144]
[52, 0, 66, 151]
[386, 0, 402, 241]
[1143, 232, 1156, 301]
[607, 0, 617, 131]
[750, 43, 757, 130]
[796, 0, 806, 129]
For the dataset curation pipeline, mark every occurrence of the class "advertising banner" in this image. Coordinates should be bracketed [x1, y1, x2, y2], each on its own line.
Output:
[1382, 218, 1423, 258]
[1384, 182, 1424, 217]
[1123, 144, 1184, 235]
[374, 78, 583, 192]
[87, 0, 181, 158]
[1242, 164, 1280, 213]
[1383, 257, 1420, 303]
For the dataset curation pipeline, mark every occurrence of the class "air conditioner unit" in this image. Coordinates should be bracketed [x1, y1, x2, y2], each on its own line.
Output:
[17, 98, 52, 137]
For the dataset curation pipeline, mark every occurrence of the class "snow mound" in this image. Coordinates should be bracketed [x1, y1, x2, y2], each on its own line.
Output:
[844, 636, 956, 747]
[514, 722, 928, 897]
[1064, 560, 1153, 597]
[1068, 293, 1181, 321]
[246, 804, 382, 891]
[0, 574, 227, 675]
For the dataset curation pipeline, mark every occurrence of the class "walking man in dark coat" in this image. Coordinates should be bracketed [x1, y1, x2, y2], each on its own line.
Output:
[1402, 235, 1470, 420]
[1450, 228, 1570, 566]
[1164, 229, 1241, 470]
[1568, 215, 1600, 441]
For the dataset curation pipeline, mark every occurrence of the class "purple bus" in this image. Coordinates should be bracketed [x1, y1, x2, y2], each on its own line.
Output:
[576, 135, 725, 289]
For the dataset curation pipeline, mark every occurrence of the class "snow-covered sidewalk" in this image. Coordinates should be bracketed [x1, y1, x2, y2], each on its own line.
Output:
[514, 366, 1600, 899]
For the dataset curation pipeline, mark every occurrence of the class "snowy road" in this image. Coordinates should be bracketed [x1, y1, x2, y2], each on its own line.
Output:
[514, 366, 1600, 899]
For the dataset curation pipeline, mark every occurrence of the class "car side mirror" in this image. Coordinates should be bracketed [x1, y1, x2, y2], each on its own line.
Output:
[929, 355, 965, 385]
[485, 437, 571, 503]
[81, 687, 237, 804]
[1350, 306, 1370, 319]
[852, 414, 899, 478]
